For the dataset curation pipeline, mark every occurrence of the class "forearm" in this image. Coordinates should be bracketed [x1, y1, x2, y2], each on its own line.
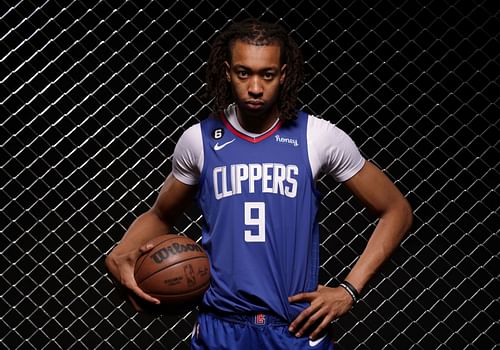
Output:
[110, 209, 173, 256]
[345, 198, 413, 293]
[109, 174, 196, 258]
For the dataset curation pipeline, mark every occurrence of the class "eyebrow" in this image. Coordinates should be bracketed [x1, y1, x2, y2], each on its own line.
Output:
[232, 64, 280, 72]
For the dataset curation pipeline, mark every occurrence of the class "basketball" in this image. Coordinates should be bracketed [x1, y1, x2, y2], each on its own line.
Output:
[134, 234, 210, 311]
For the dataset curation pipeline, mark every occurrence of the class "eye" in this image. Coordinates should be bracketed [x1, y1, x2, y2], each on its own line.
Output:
[237, 70, 248, 79]
[263, 71, 275, 80]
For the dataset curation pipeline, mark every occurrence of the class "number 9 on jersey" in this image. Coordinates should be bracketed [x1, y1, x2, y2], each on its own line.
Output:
[244, 202, 265, 242]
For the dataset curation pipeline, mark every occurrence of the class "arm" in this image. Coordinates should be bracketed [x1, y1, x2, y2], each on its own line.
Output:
[340, 161, 413, 292]
[288, 161, 413, 339]
[105, 173, 198, 305]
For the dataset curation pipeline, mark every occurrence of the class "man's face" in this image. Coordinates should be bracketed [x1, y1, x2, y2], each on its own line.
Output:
[225, 40, 286, 121]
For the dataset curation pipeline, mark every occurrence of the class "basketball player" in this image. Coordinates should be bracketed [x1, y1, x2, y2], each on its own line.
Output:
[105, 18, 413, 349]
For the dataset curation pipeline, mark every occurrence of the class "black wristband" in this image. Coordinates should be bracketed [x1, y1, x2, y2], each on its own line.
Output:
[339, 280, 360, 304]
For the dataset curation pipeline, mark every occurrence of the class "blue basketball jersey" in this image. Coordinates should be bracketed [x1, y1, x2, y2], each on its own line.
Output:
[197, 111, 320, 321]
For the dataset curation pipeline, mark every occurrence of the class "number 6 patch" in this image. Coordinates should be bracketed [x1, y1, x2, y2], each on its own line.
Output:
[212, 128, 224, 140]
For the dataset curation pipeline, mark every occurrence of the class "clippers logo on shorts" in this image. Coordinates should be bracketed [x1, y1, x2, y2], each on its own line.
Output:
[255, 313, 266, 325]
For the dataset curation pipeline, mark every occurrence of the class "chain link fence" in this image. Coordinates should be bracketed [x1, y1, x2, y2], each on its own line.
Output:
[1, 0, 499, 349]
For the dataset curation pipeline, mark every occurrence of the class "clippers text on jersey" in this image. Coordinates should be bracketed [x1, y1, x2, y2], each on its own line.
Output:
[213, 163, 299, 199]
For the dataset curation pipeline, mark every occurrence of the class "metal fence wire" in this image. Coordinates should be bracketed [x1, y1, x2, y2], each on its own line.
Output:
[1, 0, 499, 349]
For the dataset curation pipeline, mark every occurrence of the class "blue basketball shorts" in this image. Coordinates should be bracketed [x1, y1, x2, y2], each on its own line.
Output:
[190, 311, 335, 350]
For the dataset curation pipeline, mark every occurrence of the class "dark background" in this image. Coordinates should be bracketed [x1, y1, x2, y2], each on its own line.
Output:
[1, 1, 499, 349]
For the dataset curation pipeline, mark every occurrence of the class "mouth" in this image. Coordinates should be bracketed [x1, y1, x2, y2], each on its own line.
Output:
[245, 100, 264, 110]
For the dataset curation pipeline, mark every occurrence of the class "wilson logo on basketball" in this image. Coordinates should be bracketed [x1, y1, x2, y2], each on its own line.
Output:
[151, 243, 204, 264]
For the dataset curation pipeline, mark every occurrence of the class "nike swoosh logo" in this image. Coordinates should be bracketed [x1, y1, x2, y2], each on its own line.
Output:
[308, 334, 328, 347]
[214, 139, 235, 151]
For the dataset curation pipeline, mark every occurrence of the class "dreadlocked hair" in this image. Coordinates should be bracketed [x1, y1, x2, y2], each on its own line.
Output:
[205, 18, 304, 120]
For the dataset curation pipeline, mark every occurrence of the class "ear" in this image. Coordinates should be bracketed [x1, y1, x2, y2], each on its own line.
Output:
[224, 61, 231, 82]
[279, 64, 287, 84]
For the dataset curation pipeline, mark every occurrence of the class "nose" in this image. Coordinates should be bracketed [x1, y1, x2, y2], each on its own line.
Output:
[248, 76, 263, 97]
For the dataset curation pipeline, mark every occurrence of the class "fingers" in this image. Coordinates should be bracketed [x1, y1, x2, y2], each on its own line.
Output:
[138, 242, 155, 254]
[289, 286, 349, 340]
[120, 280, 160, 312]
[288, 290, 315, 303]
[127, 248, 160, 305]
[288, 303, 319, 337]
[288, 291, 317, 336]
[308, 314, 334, 340]
[131, 286, 161, 305]
[106, 251, 161, 308]
[290, 304, 336, 339]
[127, 293, 146, 312]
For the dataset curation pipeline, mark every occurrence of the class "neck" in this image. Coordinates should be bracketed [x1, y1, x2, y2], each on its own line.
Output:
[236, 107, 280, 134]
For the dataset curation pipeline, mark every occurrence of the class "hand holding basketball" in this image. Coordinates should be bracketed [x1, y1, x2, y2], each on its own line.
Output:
[133, 234, 210, 313]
